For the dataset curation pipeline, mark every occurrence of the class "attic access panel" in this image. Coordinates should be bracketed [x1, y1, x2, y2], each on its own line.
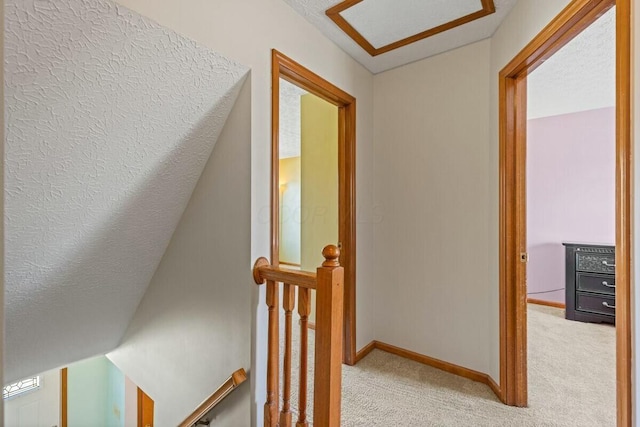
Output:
[326, 0, 496, 56]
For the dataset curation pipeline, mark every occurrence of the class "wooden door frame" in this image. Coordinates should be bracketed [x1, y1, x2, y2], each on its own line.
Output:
[138, 387, 154, 427]
[499, 0, 632, 425]
[60, 368, 68, 427]
[271, 49, 357, 365]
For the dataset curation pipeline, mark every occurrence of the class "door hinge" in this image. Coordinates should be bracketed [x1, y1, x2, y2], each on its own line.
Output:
[520, 252, 529, 263]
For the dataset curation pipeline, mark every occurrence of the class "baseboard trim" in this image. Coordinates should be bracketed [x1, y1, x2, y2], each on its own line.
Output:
[354, 341, 376, 363]
[527, 298, 565, 309]
[374, 341, 490, 384]
[486, 375, 501, 398]
[356, 340, 502, 401]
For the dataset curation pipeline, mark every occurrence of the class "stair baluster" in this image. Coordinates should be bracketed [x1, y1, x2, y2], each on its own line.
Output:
[280, 283, 295, 427]
[265, 279, 280, 427]
[253, 245, 343, 427]
[296, 287, 311, 427]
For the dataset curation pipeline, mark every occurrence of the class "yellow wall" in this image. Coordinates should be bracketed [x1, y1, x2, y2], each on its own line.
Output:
[279, 156, 301, 265]
[300, 94, 339, 270]
[300, 94, 339, 321]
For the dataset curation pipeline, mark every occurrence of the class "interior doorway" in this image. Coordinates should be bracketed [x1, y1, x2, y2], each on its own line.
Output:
[498, 0, 631, 425]
[270, 50, 357, 365]
[525, 5, 616, 423]
[137, 387, 154, 427]
[278, 80, 339, 323]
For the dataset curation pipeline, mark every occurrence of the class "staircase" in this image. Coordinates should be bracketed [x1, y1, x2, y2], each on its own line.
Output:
[253, 245, 344, 427]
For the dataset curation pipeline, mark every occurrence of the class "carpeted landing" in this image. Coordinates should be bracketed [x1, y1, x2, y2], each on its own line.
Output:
[287, 304, 615, 426]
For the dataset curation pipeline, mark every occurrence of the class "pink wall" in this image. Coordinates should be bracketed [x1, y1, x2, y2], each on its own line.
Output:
[527, 107, 615, 304]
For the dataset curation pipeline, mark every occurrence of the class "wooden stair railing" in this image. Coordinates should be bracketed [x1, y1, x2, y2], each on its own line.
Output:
[178, 368, 247, 427]
[253, 245, 344, 427]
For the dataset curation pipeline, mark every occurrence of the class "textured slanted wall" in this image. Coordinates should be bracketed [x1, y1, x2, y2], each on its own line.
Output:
[111, 1, 376, 424]
[108, 79, 252, 427]
[4, 0, 248, 382]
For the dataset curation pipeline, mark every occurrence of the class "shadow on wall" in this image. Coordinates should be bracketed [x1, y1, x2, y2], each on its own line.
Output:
[5, 75, 249, 384]
[527, 243, 565, 304]
[106, 77, 253, 426]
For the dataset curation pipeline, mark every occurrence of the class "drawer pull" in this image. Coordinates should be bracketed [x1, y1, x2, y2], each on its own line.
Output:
[602, 281, 616, 288]
[602, 301, 616, 309]
[602, 260, 615, 267]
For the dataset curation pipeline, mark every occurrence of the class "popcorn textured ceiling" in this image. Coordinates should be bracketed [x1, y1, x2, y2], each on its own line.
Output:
[283, 0, 518, 73]
[5, 0, 248, 382]
[279, 79, 307, 159]
[527, 7, 615, 119]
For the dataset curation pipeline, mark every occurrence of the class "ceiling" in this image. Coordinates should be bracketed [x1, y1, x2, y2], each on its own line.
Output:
[283, 0, 518, 73]
[339, 0, 484, 49]
[279, 79, 308, 159]
[5, 0, 248, 382]
[285, 0, 614, 114]
[527, 6, 615, 119]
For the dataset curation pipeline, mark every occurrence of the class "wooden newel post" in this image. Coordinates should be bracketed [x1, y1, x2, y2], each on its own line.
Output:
[313, 245, 344, 427]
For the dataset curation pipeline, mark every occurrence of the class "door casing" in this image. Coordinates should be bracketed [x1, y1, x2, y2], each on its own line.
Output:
[271, 50, 358, 365]
[498, 1, 632, 425]
[137, 387, 154, 427]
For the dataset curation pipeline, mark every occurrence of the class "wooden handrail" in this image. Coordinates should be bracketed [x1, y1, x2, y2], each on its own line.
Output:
[254, 245, 344, 427]
[178, 368, 247, 427]
[253, 261, 317, 290]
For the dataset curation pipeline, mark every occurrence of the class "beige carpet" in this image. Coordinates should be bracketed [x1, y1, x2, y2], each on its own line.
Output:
[284, 304, 615, 426]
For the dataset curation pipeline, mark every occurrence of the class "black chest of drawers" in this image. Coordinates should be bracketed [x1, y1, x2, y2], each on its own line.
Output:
[563, 242, 615, 324]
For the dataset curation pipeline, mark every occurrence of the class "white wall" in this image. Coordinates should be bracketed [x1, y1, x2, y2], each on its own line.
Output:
[4, 368, 60, 427]
[372, 0, 614, 387]
[124, 376, 137, 427]
[108, 80, 252, 427]
[373, 40, 492, 374]
[112, 1, 375, 424]
[1, 0, 5, 419]
[4, 0, 248, 383]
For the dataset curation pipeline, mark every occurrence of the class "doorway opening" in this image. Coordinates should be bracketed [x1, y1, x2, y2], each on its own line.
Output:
[525, 4, 616, 422]
[498, 0, 631, 425]
[271, 50, 357, 365]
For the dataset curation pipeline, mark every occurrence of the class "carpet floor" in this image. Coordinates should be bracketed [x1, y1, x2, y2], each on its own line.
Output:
[286, 304, 615, 426]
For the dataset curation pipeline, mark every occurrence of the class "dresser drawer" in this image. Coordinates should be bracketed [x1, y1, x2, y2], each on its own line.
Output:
[576, 293, 615, 317]
[576, 272, 615, 296]
[576, 252, 615, 274]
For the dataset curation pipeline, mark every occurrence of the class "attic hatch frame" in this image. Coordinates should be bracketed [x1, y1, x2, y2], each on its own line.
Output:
[270, 50, 358, 365]
[498, 0, 632, 425]
[326, 0, 496, 57]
